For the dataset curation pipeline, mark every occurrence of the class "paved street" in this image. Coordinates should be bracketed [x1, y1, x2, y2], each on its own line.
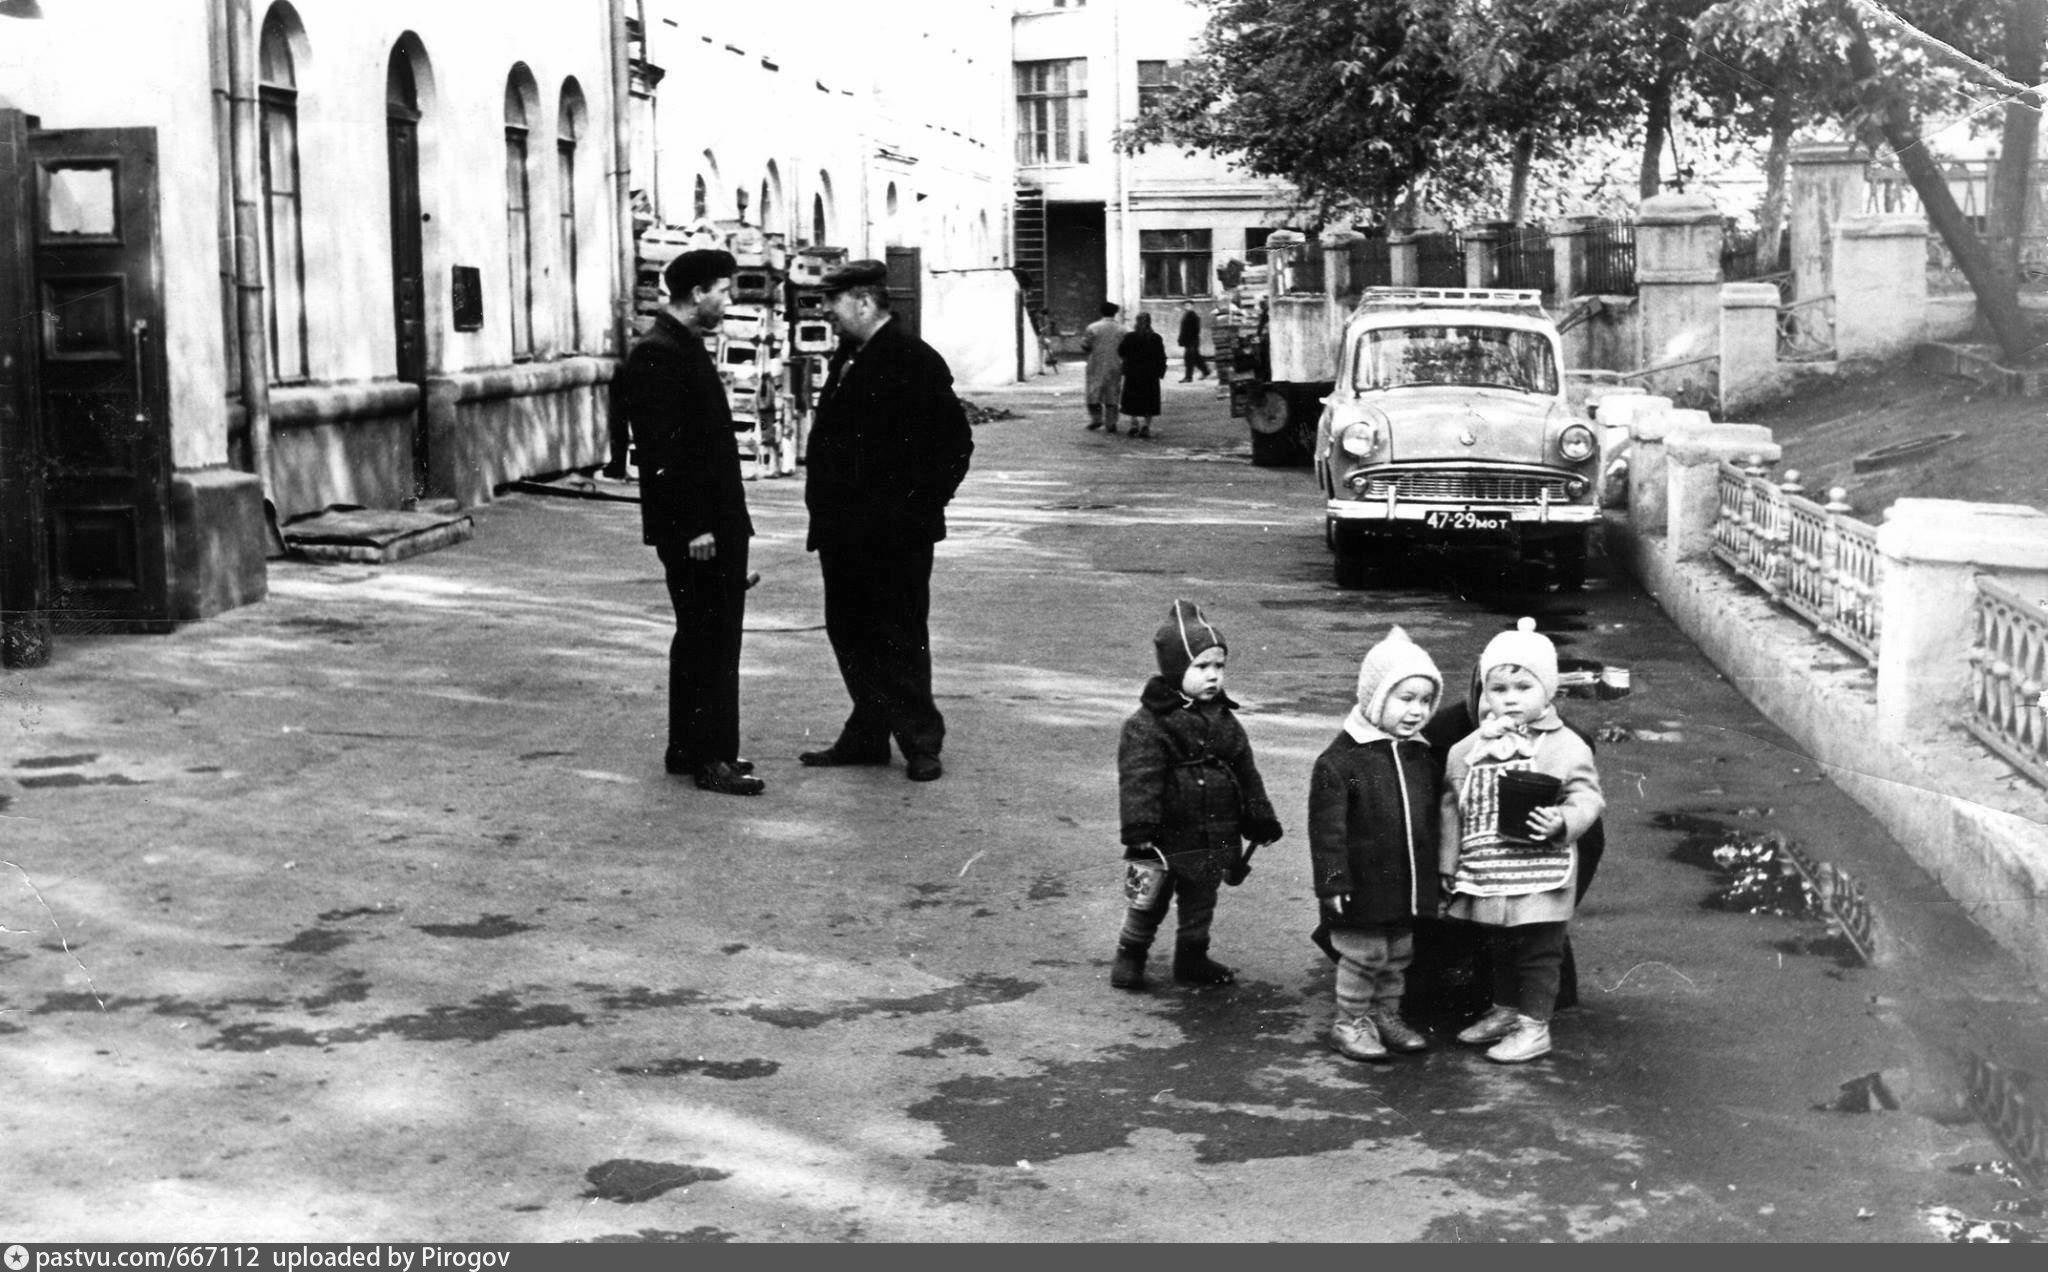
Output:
[4, 368, 2046, 1243]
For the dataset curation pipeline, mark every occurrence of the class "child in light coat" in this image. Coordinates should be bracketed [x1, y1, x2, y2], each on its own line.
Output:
[1439, 618, 1604, 1064]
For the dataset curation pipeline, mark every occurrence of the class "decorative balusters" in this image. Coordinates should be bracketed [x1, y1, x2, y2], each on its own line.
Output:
[1967, 575, 2048, 788]
[1710, 461, 1881, 662]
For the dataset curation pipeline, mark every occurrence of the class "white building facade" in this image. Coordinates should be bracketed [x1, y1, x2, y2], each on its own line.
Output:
[1011, 0, 1299, 352]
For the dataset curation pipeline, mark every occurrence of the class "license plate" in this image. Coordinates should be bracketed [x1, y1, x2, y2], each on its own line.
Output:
[1423, 510, 1510, 531]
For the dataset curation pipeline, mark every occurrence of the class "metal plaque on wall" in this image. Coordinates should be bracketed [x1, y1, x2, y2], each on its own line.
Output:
[451, 265, 482, 332]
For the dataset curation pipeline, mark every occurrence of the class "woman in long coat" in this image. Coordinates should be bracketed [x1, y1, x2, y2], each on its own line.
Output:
[1117, 313, 1169, 438]
[1081, 303, 1126, 432]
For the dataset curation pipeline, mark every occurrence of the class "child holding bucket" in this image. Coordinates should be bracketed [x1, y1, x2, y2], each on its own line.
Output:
[1439, 618, 1604, 1063]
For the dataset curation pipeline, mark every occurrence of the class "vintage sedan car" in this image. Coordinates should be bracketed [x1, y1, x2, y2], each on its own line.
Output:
[1314, 287, 1602, 587]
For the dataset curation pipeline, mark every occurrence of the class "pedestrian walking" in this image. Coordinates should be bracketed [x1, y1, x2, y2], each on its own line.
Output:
[1416, 657, 1608, 1017]
[800, 259, 975, 783]
[617, 249, 763, 796]
[1438, 618, 1605, 1064]
[1111, 600, 1284, 990]
[1116, 313, 1168, 438]
[1178, 301, 1211, 381]
[1081, 302, 1125, 432]
[1308, 627, 1443, 1062]
[1034, 308, 1059, 373]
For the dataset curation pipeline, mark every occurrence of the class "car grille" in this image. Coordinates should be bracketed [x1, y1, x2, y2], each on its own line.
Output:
[1357, 471, 1571, 504]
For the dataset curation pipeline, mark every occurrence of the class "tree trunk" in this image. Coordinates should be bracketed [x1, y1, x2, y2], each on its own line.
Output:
[1757, 79, 1795, 277]
[1507, 131, 1535, 225]
[1843, 10, 2035, 363]
[1639, 73, 1671, 200]
[1988, 0, 2047, 282]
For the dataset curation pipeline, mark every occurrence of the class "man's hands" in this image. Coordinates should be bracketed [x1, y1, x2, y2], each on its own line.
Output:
[687, 532, 717, 561]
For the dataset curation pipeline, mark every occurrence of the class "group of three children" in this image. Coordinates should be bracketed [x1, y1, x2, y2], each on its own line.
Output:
[1112, 599, 1605, 1065]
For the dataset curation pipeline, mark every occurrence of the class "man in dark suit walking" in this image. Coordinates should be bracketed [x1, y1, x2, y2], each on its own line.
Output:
[800, 260, 975, 782]
[1178, 301, 1211, 381]
[618, 249, 763, 796]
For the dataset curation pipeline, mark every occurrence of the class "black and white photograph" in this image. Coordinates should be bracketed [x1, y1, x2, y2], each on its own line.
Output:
[4, 0, 2048, 1245]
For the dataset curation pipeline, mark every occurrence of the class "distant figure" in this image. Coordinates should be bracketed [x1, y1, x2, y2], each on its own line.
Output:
[1081, 302, 1126, 432]
[1035, 308, 1059, 374]
[1178, 301, 1211, 381]
[1117, 313, 1168, 439]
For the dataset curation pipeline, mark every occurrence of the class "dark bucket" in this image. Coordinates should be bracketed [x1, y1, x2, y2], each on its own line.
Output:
[1496, 769, 1564, 840]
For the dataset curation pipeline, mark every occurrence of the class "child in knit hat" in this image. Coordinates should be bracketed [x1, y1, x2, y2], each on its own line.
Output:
[1111, 599, 1284, 990]
[1308, 626, 1445, 1060]
[1438, 617, 1605, 1064]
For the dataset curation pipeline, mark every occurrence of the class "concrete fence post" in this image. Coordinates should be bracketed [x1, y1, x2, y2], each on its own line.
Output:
[1634, 191, 1724, 401]
[1874, 499, 2048, 745]
[1594, 393, 1670, 529]
[1389, 233, 1420, 288]
[1630, 407, 1714, 535]
[1665, 422, 1781, 566]
[1719, 282, 1783, 413]
[1465, 223, 1504, 289]
[1789, 142, 1869, 307]
[1551, 213, 1600, 301]
[1833, 214, 1928, 362]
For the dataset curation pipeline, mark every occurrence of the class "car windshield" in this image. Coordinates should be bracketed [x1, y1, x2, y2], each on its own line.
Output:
[1352, 325, 1559, 395]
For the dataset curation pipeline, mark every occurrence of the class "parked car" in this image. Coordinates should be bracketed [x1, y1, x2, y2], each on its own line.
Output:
[1314, 287, 1602, 587]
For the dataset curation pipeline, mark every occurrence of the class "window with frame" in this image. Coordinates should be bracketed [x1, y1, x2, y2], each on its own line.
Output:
[1015, 59, 1087, 166]
[558, 81, 584, 351]
[259, 8, 307, 381]
[1136, 60, 1188, 116]
[1141, 228, 1211, 297]
[1245, 227, 1275, 269]
[504, 69, 538, 359]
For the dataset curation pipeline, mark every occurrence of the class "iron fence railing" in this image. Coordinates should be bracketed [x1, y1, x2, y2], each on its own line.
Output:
[1497, 230, 1555, 294]
[1778, 293, 1835, 362]
[1583, 219, 1635, 295]
[1967, 575, 2048, 788]
[1712, 460, 1881, 663]
[1346, 236, 1392, 290]
[1414, 231, 1465, 288]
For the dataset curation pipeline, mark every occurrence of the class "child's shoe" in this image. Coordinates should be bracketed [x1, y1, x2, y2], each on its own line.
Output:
[1172, 943, 1235, 985]
[1366, 1005, 1429, 1052]
[1330, 1015, 1388, 1061]
[1110, 943, 1149, 990]
[1455, 1004, 1521, 1045]
[1484, 1014, 1552, 1064]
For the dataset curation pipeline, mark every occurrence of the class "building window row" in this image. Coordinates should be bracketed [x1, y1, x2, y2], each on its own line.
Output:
[1015, 58, 1087, 166]
[1140, 228, 1210, 298]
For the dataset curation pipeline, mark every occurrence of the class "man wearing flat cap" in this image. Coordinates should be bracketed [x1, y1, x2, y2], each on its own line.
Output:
[800, 259, 975, 782]
[617, 248, 764, 796]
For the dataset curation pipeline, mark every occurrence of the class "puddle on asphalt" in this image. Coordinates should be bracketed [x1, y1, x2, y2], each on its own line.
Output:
[615, 1056, 779, 1080]
[899, 1031, 992, 1058]
[413, 913, 536, 939]
[14, 753, 99, 768]
[726, 974, 1038, 1029]
[1653, 812, 1827, 920]
[273, 928, 352, 955]
[201, 992, 585, 1051]
[583, 1159, 731, 1204]
[317, 904, 399, 922]
[1925, 1206, 2044, 1242]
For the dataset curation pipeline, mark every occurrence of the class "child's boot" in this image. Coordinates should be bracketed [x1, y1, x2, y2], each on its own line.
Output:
[1456, 1004, 1520, 1045]
[1172, 942, 1235, 985]
[1110, 941, 1149, 990]
[1366, 1004, 1429, 1052]
[1330, 1014, 1388, 1062]
[1485, 1014, 1552, 1064]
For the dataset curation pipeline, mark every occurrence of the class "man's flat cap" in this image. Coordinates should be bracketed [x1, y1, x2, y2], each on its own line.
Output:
[819, 258, 889, 293]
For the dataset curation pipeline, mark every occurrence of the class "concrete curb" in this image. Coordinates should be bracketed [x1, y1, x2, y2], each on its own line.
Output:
[1617, 524, 2048, 988]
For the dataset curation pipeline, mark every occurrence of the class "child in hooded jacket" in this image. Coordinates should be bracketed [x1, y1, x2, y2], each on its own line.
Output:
[1111, 599, 1283, 990]
[1440, 618, 1604, 1064]
[1308, 627, 1444, 1061]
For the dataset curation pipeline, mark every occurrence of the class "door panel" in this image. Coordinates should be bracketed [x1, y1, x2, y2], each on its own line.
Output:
[885, 245, 921, 343]
[1, 108, 52, 666]
[29, 126, 170, 633]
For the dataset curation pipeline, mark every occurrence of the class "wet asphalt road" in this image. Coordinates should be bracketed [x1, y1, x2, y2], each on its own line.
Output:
[3, 367, 2047, 1242]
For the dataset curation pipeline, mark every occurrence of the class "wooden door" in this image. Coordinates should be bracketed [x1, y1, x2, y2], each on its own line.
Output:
[885, 245, 921, 342]
[0, 109, 51, 664]
[28, 125, 171, 634]
[386, 109, 427, 494]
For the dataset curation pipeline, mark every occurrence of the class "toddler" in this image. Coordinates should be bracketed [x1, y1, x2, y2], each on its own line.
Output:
[1308, 626, 1443, 1061]
[1111, 599, 1283, 990]
[1439, 618, 1604, 1063]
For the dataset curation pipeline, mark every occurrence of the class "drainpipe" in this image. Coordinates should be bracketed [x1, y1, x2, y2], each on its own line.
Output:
[1109, 1, 1130, 307]
[608, 0, 634, 362]
[224, 0, 275, 537]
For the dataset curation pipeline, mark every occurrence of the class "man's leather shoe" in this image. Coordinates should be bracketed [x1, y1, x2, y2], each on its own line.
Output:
[693, 760, 764, 796]
[668, 754, 753, 776]
[799, 745, 890, 767]
[905, 754, 943, 782]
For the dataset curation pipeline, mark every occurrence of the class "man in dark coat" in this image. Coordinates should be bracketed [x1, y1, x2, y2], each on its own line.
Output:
[800, 259, 975, 782]
[617, 249, 763, 796]
[1177, 301, 1211, 382]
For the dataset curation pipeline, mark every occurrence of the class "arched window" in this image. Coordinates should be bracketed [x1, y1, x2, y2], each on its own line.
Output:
[815, 170, 835, 246]
[693, 174, 708, 222]
[259, 4, 308, 381]
[761, 161, 783, 237]
[557, 79, 586, 350]
[503, 64, 540, 359]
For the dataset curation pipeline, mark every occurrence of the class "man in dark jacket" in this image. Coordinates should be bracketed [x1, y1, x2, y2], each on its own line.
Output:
[618, 249, 763, 796]
[799, 260, 974, 781]
[1177, 301, 1211, 382]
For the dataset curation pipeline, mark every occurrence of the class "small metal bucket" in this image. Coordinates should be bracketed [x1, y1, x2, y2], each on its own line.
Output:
[1123, 855, 1169, 908]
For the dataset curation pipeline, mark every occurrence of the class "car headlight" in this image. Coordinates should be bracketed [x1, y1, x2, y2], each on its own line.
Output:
[1338, 421, 1382, 458]
[1558, 424, 1596, 463]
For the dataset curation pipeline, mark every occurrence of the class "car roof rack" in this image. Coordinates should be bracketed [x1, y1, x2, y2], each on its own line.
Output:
[1358, 287, 1545, 308]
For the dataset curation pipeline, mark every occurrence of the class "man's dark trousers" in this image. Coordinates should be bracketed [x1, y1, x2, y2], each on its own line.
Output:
[818, 541, 943, 758]
[658, 535, 750, 767]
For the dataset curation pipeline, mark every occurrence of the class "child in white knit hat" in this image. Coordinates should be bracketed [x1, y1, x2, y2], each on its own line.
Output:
[1308, 626, 1445, 1061]
[1438, 617, 1605, 1064]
